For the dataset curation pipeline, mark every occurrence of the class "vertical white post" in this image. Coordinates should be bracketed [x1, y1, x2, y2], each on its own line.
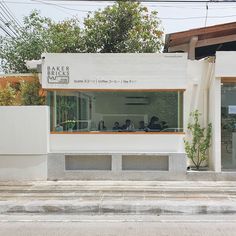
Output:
[178, 91, 181, 130]
[53, 91, 57, 129]
[209, 77, 221, 172]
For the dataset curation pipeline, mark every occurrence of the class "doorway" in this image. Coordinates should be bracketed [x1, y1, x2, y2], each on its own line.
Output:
[221, 82, 236, 170]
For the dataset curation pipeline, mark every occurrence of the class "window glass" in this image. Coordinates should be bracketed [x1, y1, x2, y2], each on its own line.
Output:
[221, 82, 236, 169]
[48, 91, 183, 133]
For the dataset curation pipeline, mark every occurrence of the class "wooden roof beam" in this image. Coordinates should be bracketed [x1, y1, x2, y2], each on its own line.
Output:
[168, 34, 236, 57]
[196, 34, 236, 48]
[188, 36, 198, 60]
[168, 22, 236, 41]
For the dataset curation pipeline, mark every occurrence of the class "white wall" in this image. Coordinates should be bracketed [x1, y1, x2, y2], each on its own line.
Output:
[0, 106, 49, 180]
[185, 59, 216, 169]
[50, 134, 185, 153]
[42, 53, 188, 90]
[0, 155, 47, 181]
[0, 106, 49, 154]
[185, 60, 211, 128]
[216, 52, 236, 77]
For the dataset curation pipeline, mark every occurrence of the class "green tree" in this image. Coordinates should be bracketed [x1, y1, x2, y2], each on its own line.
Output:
[0, 2, 163, 73]
[0, 11, 83, 73]
[83, 1, 163, 53]
[20, 79, 45, 105]
[0, 83, 16, 105]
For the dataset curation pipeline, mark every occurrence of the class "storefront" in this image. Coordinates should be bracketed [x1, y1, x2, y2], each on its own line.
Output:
[2, 52, 236, 180]
[43, 53, 186, 134]
[41, 53, 187, 179]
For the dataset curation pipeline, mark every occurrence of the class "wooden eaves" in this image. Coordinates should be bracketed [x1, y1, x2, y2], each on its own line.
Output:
[164, 21, 236, 60]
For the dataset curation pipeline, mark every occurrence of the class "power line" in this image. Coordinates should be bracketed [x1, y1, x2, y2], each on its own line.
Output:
[28, 0, 236, 20]
[146, 2, 236, 8]
[28, 0, 236, 16]
[4, 0, 236, 9]
[0, 2, 21, 36]
[4, 0, 112, 7]
[0, 2, 19, 27]
[0, 22, 15, 37]
[0, 16, 19, 36]
[46, 0, 236, 2]
[32, 0, 91, 12]
[0, 11, 19, 36]
[0, 0, 236, 30]
[1, 1, 22, 28]
[204, 2, 208, 26]
[160, 14, 236, 19]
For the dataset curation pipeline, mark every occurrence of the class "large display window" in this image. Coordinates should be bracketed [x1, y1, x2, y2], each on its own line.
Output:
[47, 90, 184, 133]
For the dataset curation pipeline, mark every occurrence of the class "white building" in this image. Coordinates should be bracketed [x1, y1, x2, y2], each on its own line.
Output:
[0, 52, 235, 180]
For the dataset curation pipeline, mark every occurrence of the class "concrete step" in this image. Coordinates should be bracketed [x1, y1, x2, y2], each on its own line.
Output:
[0, 181, 236, 215]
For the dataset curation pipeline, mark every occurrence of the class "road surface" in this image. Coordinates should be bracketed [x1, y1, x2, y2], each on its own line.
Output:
[0, 214, 236, 236]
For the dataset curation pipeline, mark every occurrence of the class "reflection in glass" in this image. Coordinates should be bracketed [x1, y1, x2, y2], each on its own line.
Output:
[221, 83, 236, 170]
[47, 91, 183, 133]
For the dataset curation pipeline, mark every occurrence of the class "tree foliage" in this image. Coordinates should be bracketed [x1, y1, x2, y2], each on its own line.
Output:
[0, 78, 45, 106]
[20, 79, 45, 105]
[0, 11, 83, 73]
[0, 2, 163, 73]
[0, 83, 16, 105]
[83, 1, 163, 53]
[184, 110, 212, 170]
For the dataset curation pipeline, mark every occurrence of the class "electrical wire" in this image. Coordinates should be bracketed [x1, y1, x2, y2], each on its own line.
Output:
[0, 16, 19, 36]
[1, 0, 236, 36]
[204, 2, 208, 26]
[4, 0, 113, 7]
[3, 0, 236, 9]
[1, 1, 22, 28]
[43, 0, 236, 2]
[25, 0, 236, 20]
[0, 12, 19, 37]
[0, 22, 15, 37]
[32, 0, 91, 12]
[160, 14, 236, 19]
[0, 2, 21, 36]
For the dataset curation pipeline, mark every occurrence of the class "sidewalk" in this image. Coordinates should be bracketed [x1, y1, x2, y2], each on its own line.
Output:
[0, 181, 236, 215]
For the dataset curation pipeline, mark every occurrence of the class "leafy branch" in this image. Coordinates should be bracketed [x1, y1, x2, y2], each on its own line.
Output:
[184, 110, 212, 170]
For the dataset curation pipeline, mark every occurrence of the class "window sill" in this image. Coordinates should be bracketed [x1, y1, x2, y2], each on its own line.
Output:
[50, 131, 185, 135]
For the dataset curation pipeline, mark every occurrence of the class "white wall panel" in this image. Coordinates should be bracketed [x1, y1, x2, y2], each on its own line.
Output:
[50, 134, 185, 153]
[0, 155, 47, 180]
[0, 106, 49, 155]
[216, 52, 236, 77]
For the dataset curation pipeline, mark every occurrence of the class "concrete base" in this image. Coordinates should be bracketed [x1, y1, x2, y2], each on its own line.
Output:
[48, 153, 187, 180]
[47, 153, 236, 180]
[186, 171, 236, 181]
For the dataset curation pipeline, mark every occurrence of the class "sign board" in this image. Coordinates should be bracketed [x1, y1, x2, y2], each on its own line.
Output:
[42, 53, 188, 90]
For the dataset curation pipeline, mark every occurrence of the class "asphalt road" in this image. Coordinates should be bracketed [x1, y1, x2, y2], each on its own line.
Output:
[0, 215, 236, 236]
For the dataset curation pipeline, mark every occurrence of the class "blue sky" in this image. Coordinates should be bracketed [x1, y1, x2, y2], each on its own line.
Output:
[2, 0, 236, 35]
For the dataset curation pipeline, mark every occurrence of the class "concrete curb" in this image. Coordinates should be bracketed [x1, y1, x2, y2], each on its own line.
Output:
[1, 200, 236, 215]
